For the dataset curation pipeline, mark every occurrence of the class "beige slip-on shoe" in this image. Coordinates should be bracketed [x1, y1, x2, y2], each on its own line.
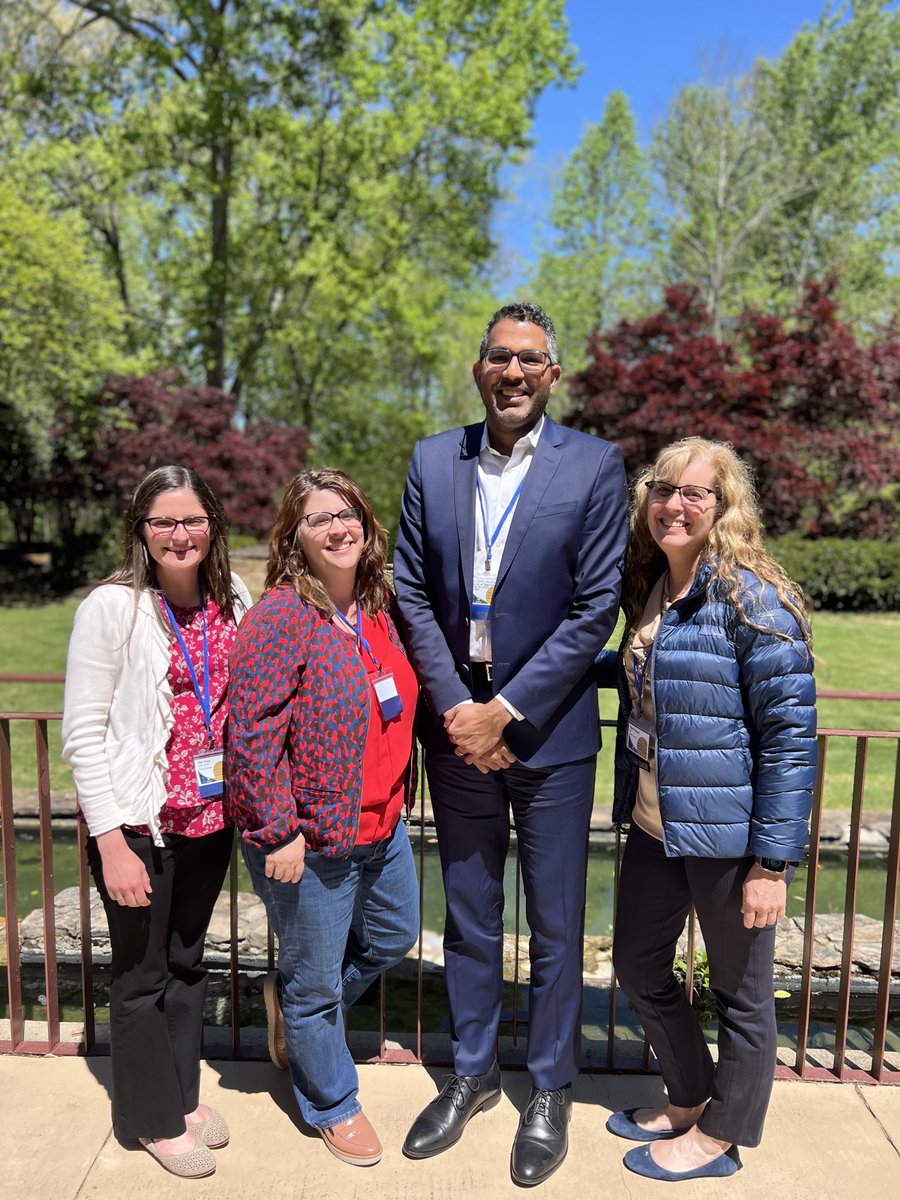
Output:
[138, 1134, 216, 1178]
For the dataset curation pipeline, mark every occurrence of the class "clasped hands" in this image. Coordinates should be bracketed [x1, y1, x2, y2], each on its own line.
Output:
[444, 700, 516, 774]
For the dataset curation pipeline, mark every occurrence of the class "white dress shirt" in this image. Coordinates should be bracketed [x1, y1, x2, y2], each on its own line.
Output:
[468, 416, 545, 720]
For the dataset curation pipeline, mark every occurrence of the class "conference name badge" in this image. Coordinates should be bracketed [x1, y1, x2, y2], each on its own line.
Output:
[471, 566, 495, 623]
[625, 715, 653, 772]
[372, 671, 403, 721]
[194, 748, 225, 798]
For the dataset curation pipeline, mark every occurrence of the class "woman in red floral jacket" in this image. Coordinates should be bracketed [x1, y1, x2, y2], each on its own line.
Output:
[226, 468, 419, 1169]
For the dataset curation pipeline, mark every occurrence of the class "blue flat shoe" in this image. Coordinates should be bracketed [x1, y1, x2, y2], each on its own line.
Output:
[623, 1143, 742, 1181]
[606, 1109, 687, 1143]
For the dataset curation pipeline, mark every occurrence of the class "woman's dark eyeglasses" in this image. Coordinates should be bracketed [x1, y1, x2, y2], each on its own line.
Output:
[301, 507, 364, 531]
[144, 516, 210, 535]
[645, 482, 717, 506]
[481, 347, 553, 372]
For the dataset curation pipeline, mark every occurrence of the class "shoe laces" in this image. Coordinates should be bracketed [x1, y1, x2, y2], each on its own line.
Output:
[442, 1073, 482, 1109]
[524, 1088, 563, 1124]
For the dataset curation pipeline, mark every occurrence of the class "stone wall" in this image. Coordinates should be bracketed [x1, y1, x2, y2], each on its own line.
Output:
[16, 886, 900, 987]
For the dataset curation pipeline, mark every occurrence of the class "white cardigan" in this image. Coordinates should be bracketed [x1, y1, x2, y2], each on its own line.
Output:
[62, 575, 252, 846]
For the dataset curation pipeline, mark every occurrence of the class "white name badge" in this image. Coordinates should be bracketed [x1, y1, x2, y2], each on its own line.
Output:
[372, 671, 403, 720]
[625, 715, 653, 772]
[194, 748, 225, 798]
[471, 565, 496, 622]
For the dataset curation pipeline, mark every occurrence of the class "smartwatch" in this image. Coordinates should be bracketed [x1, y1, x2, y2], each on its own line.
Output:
[755, 856, 797, 873]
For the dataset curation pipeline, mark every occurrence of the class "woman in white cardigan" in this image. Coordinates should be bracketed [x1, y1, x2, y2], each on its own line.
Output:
[62, 465, 251, 1180]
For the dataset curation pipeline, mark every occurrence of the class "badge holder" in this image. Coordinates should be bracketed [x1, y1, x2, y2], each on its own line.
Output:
[335, 603, 405, 721]
[162, 584, 224, 799]
[194, 747, 225, 797]
[625, 714, 653, 771]
[373, 671, 403, 720]
[471, 566, 495, 623]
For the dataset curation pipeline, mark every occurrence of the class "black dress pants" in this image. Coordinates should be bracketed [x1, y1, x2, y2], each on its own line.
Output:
[87, 825, 234, 1140]
[613, 824, 778, 1148]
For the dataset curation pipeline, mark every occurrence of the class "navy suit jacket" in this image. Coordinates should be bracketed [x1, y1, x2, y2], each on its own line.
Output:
[393, 417, 628, 767]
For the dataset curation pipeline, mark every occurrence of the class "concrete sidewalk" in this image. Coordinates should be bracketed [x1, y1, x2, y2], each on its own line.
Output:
[3, 1057, 899, 1200]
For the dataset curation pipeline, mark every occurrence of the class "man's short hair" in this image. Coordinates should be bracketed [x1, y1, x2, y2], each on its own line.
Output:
[479, 302, 560, 365]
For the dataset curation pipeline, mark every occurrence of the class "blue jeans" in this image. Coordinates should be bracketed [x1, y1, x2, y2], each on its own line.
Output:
[243, 819, 419, 1128]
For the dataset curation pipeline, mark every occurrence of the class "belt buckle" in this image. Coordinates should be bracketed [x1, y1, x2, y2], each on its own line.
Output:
[484, 662, 492, 682]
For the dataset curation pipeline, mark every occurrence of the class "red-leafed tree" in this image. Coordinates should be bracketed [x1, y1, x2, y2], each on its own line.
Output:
[565, 281, 899, 536]
[53, 370, 309, 538]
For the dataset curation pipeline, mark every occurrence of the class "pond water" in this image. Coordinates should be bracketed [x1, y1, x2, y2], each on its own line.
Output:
[3, 828, 898, 1056]
[2, 826, 893, 929]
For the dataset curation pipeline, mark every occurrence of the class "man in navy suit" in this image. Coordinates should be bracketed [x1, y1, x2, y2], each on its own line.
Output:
[394, 302, 627, 1185]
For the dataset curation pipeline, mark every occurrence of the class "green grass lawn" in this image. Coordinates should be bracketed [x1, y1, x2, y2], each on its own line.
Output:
[0, 601, 897, 808]
[806, 611, 900, 812]
[0, 598, 74, 798]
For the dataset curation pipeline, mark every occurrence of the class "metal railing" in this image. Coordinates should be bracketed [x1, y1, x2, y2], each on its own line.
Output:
[1, 696, 899, 1084]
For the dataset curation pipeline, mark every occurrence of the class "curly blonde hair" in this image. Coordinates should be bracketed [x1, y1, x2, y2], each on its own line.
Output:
[624, 438, 811, 644]
[264, 468, 390, 616]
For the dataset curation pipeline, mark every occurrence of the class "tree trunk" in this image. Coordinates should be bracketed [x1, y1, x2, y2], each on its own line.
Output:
[207, 133, 231, 391]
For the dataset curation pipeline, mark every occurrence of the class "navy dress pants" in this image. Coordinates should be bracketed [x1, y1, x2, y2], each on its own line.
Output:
[613, 824, 779, 1147]
[426, 746, 595, 1090]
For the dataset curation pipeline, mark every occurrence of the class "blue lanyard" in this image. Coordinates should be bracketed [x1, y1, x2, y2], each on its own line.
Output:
[335, 602, 379, 670]
[161, 583, 214, 745]
[631, 641, 654, 719]
[477, 476, 526, 569]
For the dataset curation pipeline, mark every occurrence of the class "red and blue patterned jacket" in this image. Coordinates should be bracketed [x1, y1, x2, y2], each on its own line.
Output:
[225, 584, 415, 855]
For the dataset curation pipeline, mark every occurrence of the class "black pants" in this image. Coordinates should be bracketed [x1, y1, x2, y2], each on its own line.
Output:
[87, 825, 234, 1141]
[612, 824, 777, 1147]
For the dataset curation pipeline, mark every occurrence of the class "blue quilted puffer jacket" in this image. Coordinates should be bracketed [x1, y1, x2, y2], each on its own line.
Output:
[600, 564, 817, 861]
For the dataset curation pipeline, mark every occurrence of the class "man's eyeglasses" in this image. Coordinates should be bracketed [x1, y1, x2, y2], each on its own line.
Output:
[301, 507, 363, 532]
[645, 482, 717, 506]
[144, 516, 210, 535]
[481, 347, 553, 372]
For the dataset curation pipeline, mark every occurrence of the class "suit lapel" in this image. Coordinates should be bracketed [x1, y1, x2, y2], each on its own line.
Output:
[495, 418, 564, 588]
[454, 423, 482, 605]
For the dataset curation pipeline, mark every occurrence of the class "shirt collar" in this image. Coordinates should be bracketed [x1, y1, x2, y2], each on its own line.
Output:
[479, 414, 546, 459]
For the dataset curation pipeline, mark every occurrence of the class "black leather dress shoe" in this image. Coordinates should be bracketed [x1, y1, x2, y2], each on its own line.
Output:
[510, 1084, 572, 1186]
[403, 1062, 502, 1158]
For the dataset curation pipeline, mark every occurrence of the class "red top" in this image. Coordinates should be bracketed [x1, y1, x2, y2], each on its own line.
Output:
[353, 609, 418, 845]
[128, 596, 237, 838]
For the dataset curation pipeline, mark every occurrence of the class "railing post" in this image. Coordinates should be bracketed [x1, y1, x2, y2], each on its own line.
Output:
[795, 734, 827, 1077]
[35, 719, 60, 1052]
[77, 822, 95, 1053]
[832, 737, 868, 1079]
[0, 718, 25, 1050]
[871, 741, 900, 1082]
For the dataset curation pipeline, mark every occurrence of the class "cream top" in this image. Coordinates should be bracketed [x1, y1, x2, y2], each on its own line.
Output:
[623, 573, 668, 841]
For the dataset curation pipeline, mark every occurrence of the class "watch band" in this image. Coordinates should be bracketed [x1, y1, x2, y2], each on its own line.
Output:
[755, 856, 792, 872]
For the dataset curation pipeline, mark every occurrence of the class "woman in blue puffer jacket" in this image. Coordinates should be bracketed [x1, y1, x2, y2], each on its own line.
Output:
[601, 438, 816, 1183]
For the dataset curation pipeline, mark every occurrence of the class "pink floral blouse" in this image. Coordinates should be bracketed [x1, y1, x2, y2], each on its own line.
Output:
[131, 596, 238, 838]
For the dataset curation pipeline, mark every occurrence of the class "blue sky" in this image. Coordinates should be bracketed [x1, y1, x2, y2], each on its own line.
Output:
[495, 0, 837, 284]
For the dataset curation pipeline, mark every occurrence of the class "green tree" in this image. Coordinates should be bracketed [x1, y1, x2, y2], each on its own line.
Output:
[653, 2, 899, 337]
[0, 178, 127, 432]
[531, 91, 655, 369]
[25, 0, 576, 411]
[655, 78, 806, 341]
[0, 177, 129, 541]
[753, 0, 900, 327]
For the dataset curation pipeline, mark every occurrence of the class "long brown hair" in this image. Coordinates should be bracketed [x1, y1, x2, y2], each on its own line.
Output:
[103, 465, 238, 623]
[265, 468, 390, 616]
[625, 438, 811, 645]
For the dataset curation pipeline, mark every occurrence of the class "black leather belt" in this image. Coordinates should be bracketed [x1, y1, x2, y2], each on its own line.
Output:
[470, 661, 493, 686]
